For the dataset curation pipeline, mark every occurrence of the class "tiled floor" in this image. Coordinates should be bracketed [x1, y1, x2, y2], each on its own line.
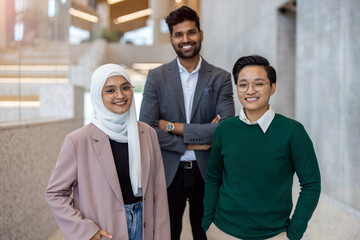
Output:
[48, 194, 360, 240]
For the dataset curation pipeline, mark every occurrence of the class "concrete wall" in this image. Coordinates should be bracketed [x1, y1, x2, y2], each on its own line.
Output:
[200, 0, 360, 238]
[0, 118, 83, 240]
[296, 0, 360, 210]
[0, 85, 84, 239]
[107, 43, 175, 67]
[201, 0, 360, 210]
[200, 0, 292, 115]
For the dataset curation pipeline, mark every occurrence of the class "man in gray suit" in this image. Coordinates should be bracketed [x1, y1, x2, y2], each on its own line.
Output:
[140, 6, 234, 240]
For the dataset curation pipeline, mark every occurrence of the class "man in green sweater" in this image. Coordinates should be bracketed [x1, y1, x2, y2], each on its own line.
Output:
[202, 55, 321, 240]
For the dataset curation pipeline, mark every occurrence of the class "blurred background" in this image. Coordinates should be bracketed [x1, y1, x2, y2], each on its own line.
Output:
[0, 0, 359, 239]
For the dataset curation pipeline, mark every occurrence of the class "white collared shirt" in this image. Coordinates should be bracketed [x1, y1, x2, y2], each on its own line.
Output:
[177, 57, 202, 161]
[239, 106, 275, 133]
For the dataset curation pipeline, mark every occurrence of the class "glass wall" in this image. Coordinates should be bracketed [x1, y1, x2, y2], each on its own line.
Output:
[0, 0, 71, 123]
[0, 0, 199, 124]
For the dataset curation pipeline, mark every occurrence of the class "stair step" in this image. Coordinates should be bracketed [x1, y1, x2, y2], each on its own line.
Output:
[0, 95, 40, 108]
[0, 71, 68, 77]
[0, 76, 69, 83]
[0, 95, 39, 101]
[0, 58, 70, 65]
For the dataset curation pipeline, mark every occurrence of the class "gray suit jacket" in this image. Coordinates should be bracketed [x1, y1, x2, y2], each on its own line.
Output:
[140, 58, 235, 186]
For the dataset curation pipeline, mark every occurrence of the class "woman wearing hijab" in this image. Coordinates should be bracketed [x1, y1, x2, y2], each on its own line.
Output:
[45, 64, 170, 240]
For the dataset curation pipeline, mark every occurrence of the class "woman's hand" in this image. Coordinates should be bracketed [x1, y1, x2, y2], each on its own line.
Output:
[90, 229, 112, 240]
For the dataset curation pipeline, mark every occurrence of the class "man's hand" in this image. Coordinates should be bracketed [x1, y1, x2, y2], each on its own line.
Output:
[158, 119, 184, 135]
[187, 144, 211, 151]
[211, 114, 221, 123]
[158, 119, 168, 132]
[90, 229, 113, 240]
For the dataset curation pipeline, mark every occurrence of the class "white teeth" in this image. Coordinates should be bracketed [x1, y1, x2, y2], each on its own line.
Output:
[246, 98, 258, 101]
[114, 101, 126, 105]
[183, 45, 192, 49]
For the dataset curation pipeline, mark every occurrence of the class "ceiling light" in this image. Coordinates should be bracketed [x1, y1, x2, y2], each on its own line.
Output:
[0, 101, 41, 108]
[107, 0, 125, 4]
[114, 8, 153, 24]
[69, 8, 99, 23]
[132, 63, 163, 70]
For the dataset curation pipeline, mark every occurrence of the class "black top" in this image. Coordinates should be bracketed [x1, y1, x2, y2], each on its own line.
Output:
[109, 139, 142, 204]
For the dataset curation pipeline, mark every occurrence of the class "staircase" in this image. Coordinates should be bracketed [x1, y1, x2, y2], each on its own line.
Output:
[0, 41, 71, 122]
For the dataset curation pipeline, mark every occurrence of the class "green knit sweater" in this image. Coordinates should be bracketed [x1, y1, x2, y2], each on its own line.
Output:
[202, 114, 321, 240]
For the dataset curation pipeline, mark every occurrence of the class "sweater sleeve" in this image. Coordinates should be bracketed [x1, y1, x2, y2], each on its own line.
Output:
[202, 127, 224, 231]
[287, 124, 321, 240]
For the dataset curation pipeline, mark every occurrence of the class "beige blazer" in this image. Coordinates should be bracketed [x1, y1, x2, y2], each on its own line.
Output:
[45, 122, 170, 240]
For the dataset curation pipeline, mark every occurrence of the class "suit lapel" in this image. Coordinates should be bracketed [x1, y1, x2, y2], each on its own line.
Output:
[92, 125, 124, 204]
[167, 59, 186, 120]
[138, 124, 150, 194]
[190, 60, 212, 121]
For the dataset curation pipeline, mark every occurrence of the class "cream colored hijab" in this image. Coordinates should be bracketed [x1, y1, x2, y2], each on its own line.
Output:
[90, 64, 142, 196]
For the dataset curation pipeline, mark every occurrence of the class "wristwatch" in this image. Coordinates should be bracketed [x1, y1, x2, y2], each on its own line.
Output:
[166, 122, 175, 132]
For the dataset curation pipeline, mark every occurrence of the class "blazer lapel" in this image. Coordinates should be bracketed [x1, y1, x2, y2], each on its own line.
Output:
[167, 59, 186, 120]
[138, 124, 150, 194]
[92, 125, 124, 204]
[190, 60, 212, 121]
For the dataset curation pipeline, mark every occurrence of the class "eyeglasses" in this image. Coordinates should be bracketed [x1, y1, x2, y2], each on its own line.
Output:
[103, 84, 134, 98]
[237, 81, 271, 93]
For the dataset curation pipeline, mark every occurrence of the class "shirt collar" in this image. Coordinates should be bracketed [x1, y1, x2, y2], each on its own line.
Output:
[177, 56, 202, 74]
[239, 106, 275, 133]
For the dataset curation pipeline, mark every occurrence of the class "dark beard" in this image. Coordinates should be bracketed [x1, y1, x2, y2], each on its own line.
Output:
[173, 42, 202, 59]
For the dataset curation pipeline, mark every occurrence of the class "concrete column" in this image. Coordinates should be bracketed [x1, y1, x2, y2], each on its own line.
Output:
[97, 1, 110, 29]
[76, 0, 89, 6]
[178, 0, 200, 16]
[296, 0, 360, 210]
[150, 0, 173, 44]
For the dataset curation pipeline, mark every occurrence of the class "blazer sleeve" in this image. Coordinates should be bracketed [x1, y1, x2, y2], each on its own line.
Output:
[140, 70, 188, 155]
[45, 135, 100, 240]
[150, 129, 171, 239]
[183, 72, 235, 144]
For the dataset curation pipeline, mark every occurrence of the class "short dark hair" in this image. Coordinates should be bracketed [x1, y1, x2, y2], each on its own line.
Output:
[232, 55, 277, 85]
[165, 6, 200, 36]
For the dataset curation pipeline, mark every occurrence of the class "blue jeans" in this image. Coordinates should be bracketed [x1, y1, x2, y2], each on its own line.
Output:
[125, 201, 143, 240]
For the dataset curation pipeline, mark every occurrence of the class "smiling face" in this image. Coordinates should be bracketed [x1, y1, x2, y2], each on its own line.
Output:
[170, 20, 203, 59]
[237, 65, 276, 120]
[101, 75, 133, 114]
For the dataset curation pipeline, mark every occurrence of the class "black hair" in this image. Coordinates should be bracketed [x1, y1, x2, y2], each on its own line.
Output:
[232, 55, 277, 85]
[165, 6, 200, 36]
